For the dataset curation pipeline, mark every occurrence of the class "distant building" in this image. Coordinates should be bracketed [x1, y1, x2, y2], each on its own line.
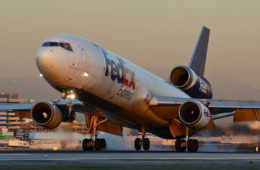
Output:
[0, 92, 88, 135]
[0, 93, 34, 133]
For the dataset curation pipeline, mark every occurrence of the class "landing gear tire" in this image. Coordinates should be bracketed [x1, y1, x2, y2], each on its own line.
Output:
[134, 138, 142, 151]
[187, 139, 199, 152]
[175, 139, 186, 152]
[143, 138, 150, 151]
[94, 139, 107, 151]
[69, 111, 76, 121]
[82, 139, 94, 151]
[83, 138, 106, 151]
[95, 139, 102, 151]
[100, 138, 106, 150]
[82, 139, 87, 151]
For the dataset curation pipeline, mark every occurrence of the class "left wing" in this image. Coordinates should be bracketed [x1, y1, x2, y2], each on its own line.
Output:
[148, 96, 260, 122]
[147, 95, 260, 138]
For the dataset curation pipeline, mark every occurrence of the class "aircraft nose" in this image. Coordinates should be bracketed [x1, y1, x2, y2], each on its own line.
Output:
[36, 47, 63, 85]
[36, 46, 72, 88]
[36, 48, 54, 75]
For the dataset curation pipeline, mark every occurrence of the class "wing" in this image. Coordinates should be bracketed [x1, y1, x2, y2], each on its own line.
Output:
[148, 96, 260, 122]
[147, 95, 260, 138]
[0, 99, 124, 136]
[0, 99, 95, 119]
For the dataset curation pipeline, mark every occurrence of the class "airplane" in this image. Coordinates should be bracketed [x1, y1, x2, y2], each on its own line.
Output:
[0, 26, 260, 152]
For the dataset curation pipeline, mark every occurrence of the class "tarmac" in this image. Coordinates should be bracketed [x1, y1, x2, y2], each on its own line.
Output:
[0, 151, 259, 166]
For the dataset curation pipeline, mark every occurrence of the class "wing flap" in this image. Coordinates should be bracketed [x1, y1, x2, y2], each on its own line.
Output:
[97, 120, 123, 136]
[234, 109, 260, 122]
[169, 118, 216, 138]
[150, 105, 179, 121]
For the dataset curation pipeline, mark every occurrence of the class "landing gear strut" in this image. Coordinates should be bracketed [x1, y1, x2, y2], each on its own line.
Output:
[134, 127, 150, 151]
[175, 127, 199, 152]
[82, 112, 108, 151]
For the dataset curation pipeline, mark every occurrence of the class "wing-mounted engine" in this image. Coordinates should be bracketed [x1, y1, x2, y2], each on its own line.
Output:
[170, 66, 213, 99]
[31, 102, 75, 129]
[178, 100, 211, 130]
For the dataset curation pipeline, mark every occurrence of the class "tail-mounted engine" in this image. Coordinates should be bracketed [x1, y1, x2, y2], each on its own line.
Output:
[170, 66, 213, 99]
[31, 102, 75, 129]
[178, 100, 211, 130]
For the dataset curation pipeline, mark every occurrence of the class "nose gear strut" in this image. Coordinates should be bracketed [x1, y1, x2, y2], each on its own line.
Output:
[61, 89, 76, 121]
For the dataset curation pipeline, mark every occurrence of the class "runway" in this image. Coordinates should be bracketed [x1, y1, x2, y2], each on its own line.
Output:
[0, 151, 259, 166]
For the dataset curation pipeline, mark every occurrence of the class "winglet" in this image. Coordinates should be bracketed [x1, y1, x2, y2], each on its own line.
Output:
[189, 26, 210, 76]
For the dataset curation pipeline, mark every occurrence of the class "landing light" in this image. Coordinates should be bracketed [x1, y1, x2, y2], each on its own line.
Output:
[39, 74, 43, 77]
[83, 72, 89, 77]
[69, 93, 76, 99]
[67, 93, 76, 100]
[62, 90, 76, 100]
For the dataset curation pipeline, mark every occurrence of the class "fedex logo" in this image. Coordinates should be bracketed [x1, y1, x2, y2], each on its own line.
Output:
[103, 50, 135, 90]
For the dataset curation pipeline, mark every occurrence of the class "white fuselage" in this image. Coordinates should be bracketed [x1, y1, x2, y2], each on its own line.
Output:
[37, 34, 190, 130]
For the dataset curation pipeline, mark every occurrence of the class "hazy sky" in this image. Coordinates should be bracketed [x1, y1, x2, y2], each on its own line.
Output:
[1, 0, 260, 100]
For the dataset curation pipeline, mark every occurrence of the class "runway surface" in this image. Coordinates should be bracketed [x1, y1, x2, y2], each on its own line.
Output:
[0, 151, 259, 166]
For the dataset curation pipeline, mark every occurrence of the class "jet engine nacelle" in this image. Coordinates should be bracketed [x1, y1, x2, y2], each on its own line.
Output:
[170, 66, 213, 99]
[31, 102, 63, 129]
[178, 100, 211, 130]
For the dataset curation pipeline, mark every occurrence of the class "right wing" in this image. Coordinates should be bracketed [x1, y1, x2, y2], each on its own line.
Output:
[0, 99, 95, 116]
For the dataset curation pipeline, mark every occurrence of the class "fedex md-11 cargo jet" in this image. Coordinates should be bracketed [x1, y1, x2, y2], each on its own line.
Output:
[0, 26, 260, 152]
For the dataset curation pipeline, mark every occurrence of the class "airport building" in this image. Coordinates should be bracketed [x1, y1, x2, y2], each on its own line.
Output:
[0, 93, 34, 133]
[0, 92, 88, 135]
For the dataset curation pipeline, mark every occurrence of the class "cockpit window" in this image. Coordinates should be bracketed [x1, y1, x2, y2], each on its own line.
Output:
[60, 43, 65, 48]
[42, 42, 49, 47]
[41, 41, 73, 52]
[49, 42, 59, 46]
[64, 43, 73, 51]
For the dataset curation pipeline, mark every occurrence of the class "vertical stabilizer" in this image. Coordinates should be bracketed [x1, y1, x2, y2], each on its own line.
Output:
[189, 26, 210, 77]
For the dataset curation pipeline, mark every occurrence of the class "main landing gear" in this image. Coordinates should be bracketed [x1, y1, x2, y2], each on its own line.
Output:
[175, 139, 199, 152]
[134, 127, 150, 151]
[82, 113, 108, 151]
[61, 90, 107, 152]
[175, 127, 199, 152]
[82, 138, 106, 151]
